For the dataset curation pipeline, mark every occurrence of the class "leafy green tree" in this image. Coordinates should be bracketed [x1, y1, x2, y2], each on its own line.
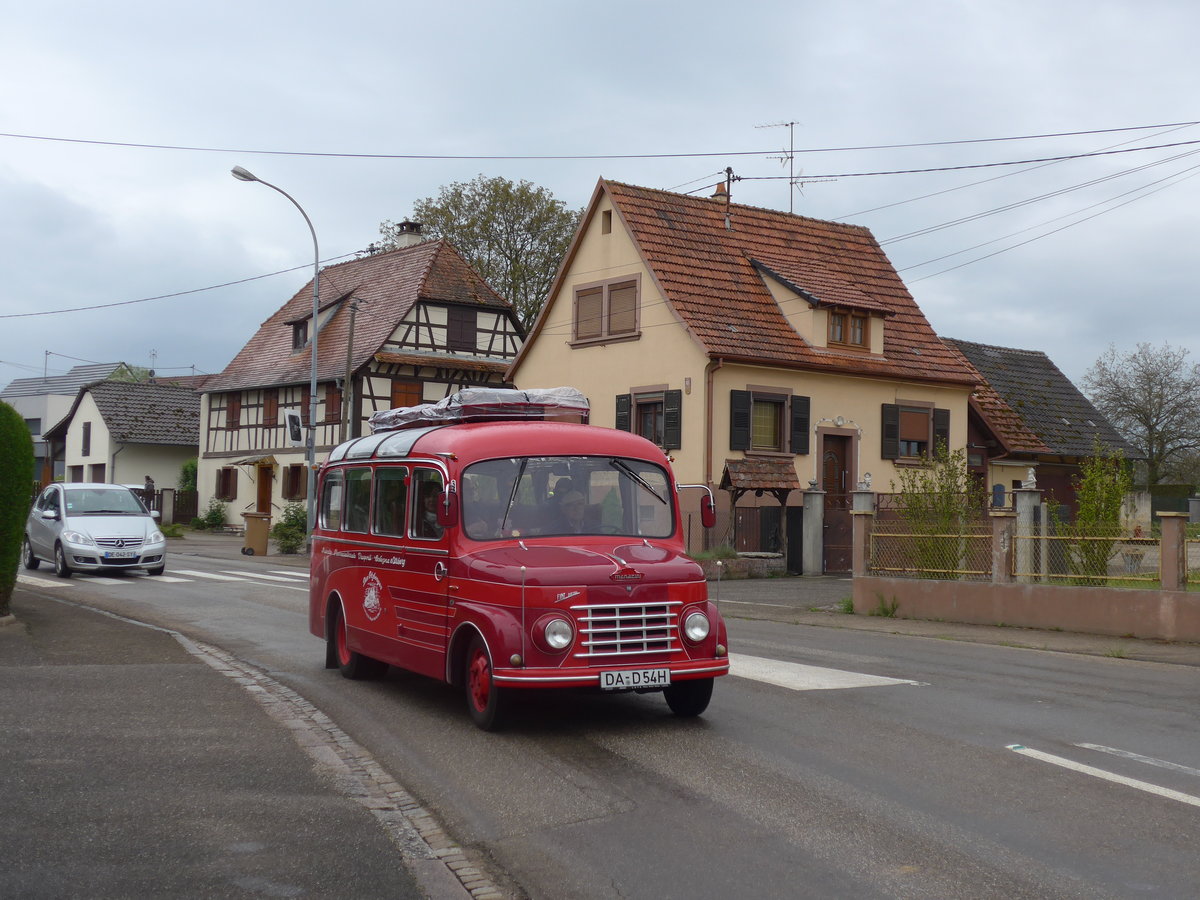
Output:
[1083, 342, 1200, 484]
[890, 443, 986, 579]
[178, 458, 198, 492]
[380, 175, 582, 329]
[1059, 441, 1133, 585]
[0, 400, 35, 616]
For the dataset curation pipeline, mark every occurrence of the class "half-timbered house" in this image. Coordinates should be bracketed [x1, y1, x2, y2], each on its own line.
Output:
[198, 233, 524, 527]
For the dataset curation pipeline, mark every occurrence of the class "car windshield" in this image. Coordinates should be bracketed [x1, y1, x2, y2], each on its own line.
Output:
[64, 488, 147, 516]
[461, 455, 674, 540]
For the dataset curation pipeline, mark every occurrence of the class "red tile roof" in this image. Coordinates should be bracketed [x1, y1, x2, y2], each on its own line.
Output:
[206, 241, 512, 392]
[599, 181, 977, 386]
[720, 457, 802, 492]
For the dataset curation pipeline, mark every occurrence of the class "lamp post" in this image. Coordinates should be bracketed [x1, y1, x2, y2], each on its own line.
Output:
[231, 166, 320, 538]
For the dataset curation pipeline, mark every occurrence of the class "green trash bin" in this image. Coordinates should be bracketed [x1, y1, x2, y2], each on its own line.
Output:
[242, 512, 271, 556]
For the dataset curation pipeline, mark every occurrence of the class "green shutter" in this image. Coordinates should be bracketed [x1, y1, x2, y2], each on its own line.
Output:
[881, 404, 900, 459]
[730, 390, 751, 450]
[664, 390, 682, 450]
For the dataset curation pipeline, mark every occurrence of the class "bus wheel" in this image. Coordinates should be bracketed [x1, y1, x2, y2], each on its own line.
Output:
[664, 678, 713, 717]
[331, 603, 387, 680]
[465, 636, 506, 731]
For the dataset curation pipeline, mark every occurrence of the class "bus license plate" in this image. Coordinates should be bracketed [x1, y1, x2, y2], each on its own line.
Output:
[600, 668, 670, 690]
[105, 550, 137, 559]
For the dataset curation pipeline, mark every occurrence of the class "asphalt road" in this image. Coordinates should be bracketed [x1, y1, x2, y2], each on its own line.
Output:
[8, 542, 1200, 898]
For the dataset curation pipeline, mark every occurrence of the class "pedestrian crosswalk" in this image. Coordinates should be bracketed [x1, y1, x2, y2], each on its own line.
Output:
[17, 567, 310, 589]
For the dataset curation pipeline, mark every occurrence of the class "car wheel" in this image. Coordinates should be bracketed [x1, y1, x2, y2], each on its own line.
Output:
[330, 602, 387, 680]
[146, 564, 165, 576]
[22, 536, 40, 570]
[465, 635, 507, 731]
[53, 543, 73, 579]
[663, 677, 714, 717]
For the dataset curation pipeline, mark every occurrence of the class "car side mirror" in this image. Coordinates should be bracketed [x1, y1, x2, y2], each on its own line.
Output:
[151, 510, 161, 521]
[700, 494, 716, 529]
[41, 508, 60, 521]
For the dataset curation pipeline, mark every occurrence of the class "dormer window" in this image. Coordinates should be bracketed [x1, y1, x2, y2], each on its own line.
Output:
[292, 321, 308, 350]
[829, 311, 868, 349]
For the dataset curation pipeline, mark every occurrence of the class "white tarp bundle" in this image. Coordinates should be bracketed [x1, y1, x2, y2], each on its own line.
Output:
[368, 386, 590, 432]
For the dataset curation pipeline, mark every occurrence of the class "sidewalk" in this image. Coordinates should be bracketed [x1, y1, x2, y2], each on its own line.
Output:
[0, 531, 485, 900]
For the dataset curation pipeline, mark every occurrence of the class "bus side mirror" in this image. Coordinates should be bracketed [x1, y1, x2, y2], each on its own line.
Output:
[437, 490, 459, 528]
[700, 494, 716, 529]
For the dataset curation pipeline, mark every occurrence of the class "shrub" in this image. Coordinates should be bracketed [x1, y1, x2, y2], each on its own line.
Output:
[0, 401, 35, 616]
[270, 503, 308, 554]
[197, 498, 228, 531]
[178, 458, 198, 492]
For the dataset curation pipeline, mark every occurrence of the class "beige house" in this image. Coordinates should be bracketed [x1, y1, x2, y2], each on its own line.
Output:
[508, 179, 978, 573]
[198, 233, 524, 527]
[44, 380, 200, 489]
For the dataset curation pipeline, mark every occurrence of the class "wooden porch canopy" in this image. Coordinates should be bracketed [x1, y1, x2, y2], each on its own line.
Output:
[720, 458, 801, 507]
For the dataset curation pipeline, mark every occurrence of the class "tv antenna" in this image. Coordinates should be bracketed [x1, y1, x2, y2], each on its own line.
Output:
[756, 120, 833, 213]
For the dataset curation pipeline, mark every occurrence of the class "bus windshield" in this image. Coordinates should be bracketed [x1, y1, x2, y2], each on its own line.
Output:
[461, 456, 674, 540]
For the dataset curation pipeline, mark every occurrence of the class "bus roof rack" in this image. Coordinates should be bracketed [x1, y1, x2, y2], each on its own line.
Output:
[368, 386, 590, 432]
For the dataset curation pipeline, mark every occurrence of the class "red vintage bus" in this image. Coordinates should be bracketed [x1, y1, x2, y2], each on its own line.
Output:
[308, 388, 728, 729]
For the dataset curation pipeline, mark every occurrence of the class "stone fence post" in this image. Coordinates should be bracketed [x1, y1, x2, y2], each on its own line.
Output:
[802, 484, 825, 576]
[1013, 486, 1043, 583]
[850, 490, 875, 577]
[990, 509, 1015, 584]
[1158, 512, 1188, 592]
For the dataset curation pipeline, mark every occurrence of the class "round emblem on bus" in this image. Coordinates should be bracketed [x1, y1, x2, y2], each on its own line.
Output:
[362, 571, 384, 622]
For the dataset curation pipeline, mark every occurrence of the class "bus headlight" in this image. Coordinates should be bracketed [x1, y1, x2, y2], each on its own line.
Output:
[543, 617, 574, 651]
[683, 610, 710, 643]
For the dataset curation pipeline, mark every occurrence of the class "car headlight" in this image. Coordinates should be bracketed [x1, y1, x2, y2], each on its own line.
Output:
[543, 617, 574, 650]
[61, 530, 95, 546]
[148, 531, 165, 544]
[683, 610, 710, 642]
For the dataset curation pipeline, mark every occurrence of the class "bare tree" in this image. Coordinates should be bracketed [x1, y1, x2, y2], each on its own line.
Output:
[379, 175, 581, 330]
[1082, 342, 1200, 484]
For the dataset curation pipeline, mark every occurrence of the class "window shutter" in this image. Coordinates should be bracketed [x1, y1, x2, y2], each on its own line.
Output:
[789, 396, 810, 455]
[881, 404, 900, 459]
[608, 282, 638, 335]
[933, 408, 950, 451]
[730, 390, 751, 451]
[575, 288, 603, 340]
[663, 389, 682, 450]
[615, 394, 631, 432]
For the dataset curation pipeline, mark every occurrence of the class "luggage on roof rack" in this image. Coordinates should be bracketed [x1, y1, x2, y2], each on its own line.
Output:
[367, 386, 590, 432]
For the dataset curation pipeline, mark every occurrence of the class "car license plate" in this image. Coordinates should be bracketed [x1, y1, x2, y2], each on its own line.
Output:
[104, 550, 137, 559]
[600, 668, 670, 690]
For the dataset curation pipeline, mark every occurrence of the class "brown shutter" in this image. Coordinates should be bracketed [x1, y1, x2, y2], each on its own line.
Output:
[574, 287, 603, 340]
[881, 404, 899, 459]
[730, 391, 751, 451]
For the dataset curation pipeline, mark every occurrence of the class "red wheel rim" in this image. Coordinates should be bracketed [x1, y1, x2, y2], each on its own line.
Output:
[335, 611, 351, 666]
[468, 648, 491, 712]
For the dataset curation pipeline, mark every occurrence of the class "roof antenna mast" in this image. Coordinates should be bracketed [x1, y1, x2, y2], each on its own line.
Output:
[757, 120, 800, 214]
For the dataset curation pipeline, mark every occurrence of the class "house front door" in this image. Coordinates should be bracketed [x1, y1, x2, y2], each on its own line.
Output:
[256, 464, 273, 513]
[822, 435, 852, 573]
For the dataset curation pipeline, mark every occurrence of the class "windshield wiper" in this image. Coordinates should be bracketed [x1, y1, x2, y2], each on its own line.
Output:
[609, 458, 665, 504]
[500, 458, 529, 533]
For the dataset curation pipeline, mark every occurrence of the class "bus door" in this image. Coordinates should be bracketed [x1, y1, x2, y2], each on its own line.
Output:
[392, 466, 453, 678]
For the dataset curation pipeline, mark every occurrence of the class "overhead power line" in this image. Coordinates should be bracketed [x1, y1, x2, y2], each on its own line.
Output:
[0, 120, 1197, 161]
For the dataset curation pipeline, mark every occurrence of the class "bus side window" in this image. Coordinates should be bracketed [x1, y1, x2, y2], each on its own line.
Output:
[344, 468, 372, 534]
[320, 470, 344, 531]
[411, 469, 445, 540]
[372, 467, 408, 537]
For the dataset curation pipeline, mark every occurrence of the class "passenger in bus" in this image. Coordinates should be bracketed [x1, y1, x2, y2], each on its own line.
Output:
[548, 491, 588, 534]
[418, 482, 443, 539]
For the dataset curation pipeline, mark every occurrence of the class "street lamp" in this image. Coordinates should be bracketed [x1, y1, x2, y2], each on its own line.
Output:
[231, 165, 320, 538]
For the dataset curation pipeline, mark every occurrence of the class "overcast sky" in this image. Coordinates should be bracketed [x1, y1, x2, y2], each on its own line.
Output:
[3, 1, 1198, 392]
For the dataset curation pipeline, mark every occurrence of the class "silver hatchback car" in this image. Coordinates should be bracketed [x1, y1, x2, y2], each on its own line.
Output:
[24, 483, 167, 577]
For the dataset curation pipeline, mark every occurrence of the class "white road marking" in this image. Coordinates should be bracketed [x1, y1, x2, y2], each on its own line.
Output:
[729, 653, 925, 691]
[150, 576, 192, 584]
[221, 570, 307, 583]
[269, 570, 309, 579]
[1076, 743, 1200, 779]
[76, 576, 127, 585]
[16, 574, 74, 589]
[172, 569, 249, 582]
[1007, 745, 1200, 808]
